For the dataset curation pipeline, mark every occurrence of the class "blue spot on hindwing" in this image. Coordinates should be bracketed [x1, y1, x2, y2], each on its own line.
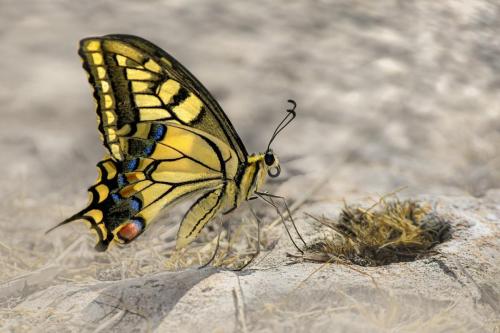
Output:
[117, 174, 127, 187]
[130, 198, 141, 212]
[131, 219, 144, 232]
[111, 193, 121, 203]
[150, 124, 166, 141]
[143, 143, 155, 156]
[125, 158, 139, 171]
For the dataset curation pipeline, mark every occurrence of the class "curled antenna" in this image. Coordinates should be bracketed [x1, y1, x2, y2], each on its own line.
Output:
[266, 99, 297, 151]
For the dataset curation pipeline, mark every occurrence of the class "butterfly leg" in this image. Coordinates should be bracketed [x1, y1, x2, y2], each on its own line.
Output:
[255, 191, 305, 253]
[232, 203, 261, 271]
[273, 195, 307, 247]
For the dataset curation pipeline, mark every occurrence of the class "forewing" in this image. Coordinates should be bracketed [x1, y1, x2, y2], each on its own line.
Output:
[78, 34, 247, 162]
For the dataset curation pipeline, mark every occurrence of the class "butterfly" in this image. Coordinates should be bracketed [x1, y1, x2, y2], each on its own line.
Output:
[48, 34, 296, 252]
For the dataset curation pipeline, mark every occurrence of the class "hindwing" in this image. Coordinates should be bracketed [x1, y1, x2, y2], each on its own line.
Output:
[51, 123, 238, 250]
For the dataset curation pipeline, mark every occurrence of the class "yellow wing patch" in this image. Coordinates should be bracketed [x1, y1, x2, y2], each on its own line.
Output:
[172, 93, 204, 123]
[134, 94, 162, 107]
[119, 180, 153, 198]
[126, 68, 159, 81]
[139, 108, 172, 121]
[157, 80, 181, 104]
[135, 183, 172, 207]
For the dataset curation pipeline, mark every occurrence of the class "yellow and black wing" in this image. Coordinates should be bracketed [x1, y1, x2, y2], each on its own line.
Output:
[50, 35, 244, 251]
[79, 34, 247, 162]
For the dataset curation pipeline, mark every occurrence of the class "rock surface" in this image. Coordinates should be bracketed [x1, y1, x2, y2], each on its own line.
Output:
[0, 1, 499, 332]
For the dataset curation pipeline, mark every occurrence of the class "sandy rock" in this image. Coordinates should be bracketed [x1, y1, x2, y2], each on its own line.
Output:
[3, 192, 498, 332]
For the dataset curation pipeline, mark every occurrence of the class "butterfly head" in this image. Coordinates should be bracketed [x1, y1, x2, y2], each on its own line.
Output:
[264, 149, 281, 177]
[263, 99, 296, 178]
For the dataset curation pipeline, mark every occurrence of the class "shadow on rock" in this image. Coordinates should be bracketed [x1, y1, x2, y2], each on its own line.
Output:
[82, 268, 217, 332]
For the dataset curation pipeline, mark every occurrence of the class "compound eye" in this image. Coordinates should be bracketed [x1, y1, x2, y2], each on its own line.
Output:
[264, 151, 275, 166]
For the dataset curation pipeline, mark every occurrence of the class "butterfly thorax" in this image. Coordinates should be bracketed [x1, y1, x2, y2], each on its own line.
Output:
[235, 154, 267, 202]
[230, 149, 279, 205]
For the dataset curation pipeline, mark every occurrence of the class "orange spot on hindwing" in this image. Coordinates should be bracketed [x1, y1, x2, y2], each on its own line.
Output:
[117, 220, 144, 242]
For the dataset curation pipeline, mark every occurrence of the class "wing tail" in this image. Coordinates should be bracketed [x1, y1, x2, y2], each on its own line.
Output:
[46, 159, 121, 251]
[46, 208, 112, 252]
[45, 210, 87, 234]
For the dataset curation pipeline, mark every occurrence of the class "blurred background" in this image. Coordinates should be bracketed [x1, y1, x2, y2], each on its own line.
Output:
[0, 1, 499, 331]
[2, 1, 500, 206]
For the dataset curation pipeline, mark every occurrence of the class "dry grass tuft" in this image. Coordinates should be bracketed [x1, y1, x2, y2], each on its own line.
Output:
[304, 199, 451, 266]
